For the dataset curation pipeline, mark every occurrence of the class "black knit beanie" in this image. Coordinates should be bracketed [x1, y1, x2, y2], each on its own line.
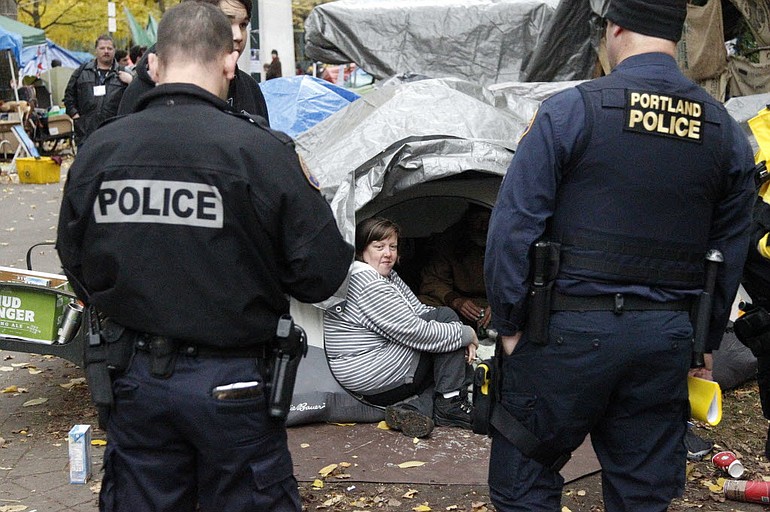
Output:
[605, 0, 688, 42]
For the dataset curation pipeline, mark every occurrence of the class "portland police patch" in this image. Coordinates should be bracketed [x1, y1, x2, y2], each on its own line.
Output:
[625, 90, 704, 143]
[298, 155, 321, 191]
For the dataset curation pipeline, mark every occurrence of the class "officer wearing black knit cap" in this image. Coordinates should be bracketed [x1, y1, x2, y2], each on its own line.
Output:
[484, 0, 755, 510]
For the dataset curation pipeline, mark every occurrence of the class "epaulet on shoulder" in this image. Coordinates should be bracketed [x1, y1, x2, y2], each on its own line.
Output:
[224, 110, 294, 145]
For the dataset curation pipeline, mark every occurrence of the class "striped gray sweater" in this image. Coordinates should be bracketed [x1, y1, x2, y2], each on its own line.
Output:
[324, 261, 471, 394]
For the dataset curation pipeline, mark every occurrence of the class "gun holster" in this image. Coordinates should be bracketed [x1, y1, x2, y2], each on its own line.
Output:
[526, 241, 560, 345]
[83, 310, 137, 428]
[734, 303, 770, 358]
[267, 315, 307, 420]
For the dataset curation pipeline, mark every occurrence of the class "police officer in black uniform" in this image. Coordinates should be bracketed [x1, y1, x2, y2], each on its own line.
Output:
[56, 3, 352, 511]
[484, 0, 756, 510]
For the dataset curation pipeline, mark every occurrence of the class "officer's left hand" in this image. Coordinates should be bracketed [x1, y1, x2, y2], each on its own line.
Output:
[688, 353, 713, 381]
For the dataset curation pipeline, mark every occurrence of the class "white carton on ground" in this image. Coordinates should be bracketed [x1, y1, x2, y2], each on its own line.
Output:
[68, 424, 92, 484]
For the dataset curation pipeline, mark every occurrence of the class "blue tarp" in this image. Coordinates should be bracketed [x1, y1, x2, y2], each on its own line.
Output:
[261, 75, 359, 138]
[21, 39, 90, 76]
[0, 26, 22, 64]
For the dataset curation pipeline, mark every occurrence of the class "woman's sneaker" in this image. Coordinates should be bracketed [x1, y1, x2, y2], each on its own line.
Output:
[385, 403, 434, 438]
[434, 395, 473, 429]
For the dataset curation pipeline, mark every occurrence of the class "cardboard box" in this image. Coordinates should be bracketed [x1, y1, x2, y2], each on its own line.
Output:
[0, 266, 70, 289]
[17, 157, 61, 184]
[0, 283, 69, 344]
[68, 424, 92, 484]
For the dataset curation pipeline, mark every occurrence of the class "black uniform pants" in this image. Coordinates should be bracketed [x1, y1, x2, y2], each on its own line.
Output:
[488, 310, 692, 512]
[99, 350, 301, 512]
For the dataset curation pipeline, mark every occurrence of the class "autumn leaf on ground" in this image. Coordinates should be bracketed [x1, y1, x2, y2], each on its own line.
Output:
[402, 489, 419, 499]
[398, 460, 426, 468]
[22, 397, 48, 407]
[2, 385, 18, 393]
[318, 463, 338, 477]
[321, 494, 345, 507]
[59, 378, 86, 389]
[412, 503, 431, 511]
[377, 421, 390, 430]
[312, 479, 324, 489]
[91, 439, 107, 447]
[708, 477, 726, 493]
[0, 505, 28, 512]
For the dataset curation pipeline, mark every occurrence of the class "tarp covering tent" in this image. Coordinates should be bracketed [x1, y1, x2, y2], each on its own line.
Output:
[295, 77, 525, 243]
[0, 15, 44, 47]
[21, 39, 89, 77]
[260, 75, 360, 138]
[304, 0, 609, 86]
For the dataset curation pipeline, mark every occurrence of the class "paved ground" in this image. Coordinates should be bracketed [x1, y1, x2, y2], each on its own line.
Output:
[0, 352, 100, 512]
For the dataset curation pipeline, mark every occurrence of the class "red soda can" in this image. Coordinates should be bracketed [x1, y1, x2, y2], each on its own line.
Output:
[724, 480, 770, 504]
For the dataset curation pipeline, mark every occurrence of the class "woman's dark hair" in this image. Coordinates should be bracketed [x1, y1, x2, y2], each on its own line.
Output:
[355, 217, 400, 261]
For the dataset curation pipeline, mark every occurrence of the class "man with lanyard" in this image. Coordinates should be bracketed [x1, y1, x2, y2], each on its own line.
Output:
[56, 3, 352, 510]
[64, 34, 132, 146]
[483, 0, 756, 510]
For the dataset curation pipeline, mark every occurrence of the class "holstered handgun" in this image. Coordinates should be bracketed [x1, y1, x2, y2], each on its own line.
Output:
[83, 306, 112, 427]
[82, 308, 137, 428]
[267, 315, 307, 420]
[527, 241, 560, 345]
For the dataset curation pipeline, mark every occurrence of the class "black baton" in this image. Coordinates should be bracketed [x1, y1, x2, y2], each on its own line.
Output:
[691, 249, 724, 368]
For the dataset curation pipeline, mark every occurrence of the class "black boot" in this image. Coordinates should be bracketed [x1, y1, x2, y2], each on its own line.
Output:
[434, 394, 473, 429]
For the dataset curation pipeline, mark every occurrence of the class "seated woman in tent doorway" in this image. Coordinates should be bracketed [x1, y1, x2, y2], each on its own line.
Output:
[324, 217, 478, 438]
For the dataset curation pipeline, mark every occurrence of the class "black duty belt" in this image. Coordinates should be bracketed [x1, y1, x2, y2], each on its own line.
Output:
[135, 335, 270, 359]
[551, 291, 693, 314]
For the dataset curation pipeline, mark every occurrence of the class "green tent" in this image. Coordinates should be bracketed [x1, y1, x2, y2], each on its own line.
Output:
[0, 16, 45, 47]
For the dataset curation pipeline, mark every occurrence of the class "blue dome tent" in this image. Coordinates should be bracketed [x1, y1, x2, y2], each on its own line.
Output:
[260, 75, 360, 138]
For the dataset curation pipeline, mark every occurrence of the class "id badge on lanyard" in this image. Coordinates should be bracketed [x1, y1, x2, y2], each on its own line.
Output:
[93, 85, 106, 97]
